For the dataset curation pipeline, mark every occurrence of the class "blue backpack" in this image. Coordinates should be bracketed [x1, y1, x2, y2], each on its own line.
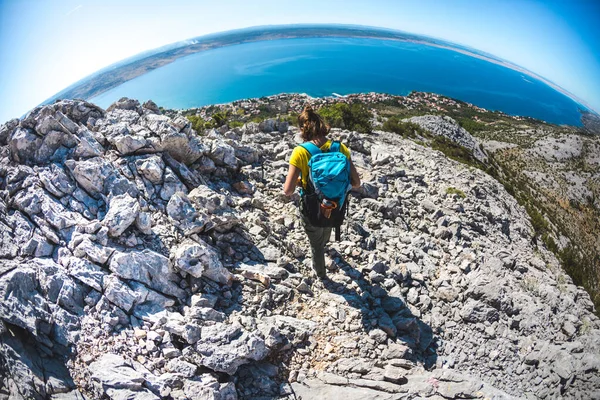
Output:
[299, 141, 352, 234]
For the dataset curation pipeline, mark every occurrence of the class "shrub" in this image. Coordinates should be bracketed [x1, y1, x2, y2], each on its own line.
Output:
[526, 204, 549, 235]
[228, 120, 244, 128]
[212, 111, 229, 127]
[458, 117, 487, 134]
[318, 103, 373, 133]
[187, 115, 212, 132]
[382, 117, 425, 138]
[430, 136, 483, 169]
[541, 233, 558, 253]
[446, 187, 466, 198]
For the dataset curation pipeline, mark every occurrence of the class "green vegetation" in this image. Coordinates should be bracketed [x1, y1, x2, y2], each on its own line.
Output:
[187, 115, 214, 132]
[580, 317, 592, 335]
[446, 187, 466, 198]
[211, 111, 230, 127]
[228, 120, 245, 128]
[382, 117, 425, 138]
[430, 136, 484, 169]
[526, 204, 549, 236]
[318, 103, 373, 133]
[187, 110, 247, 131]
[457, 117, 488, 134]
[558, 245, 599, 309]
[521, 276, 541, 296]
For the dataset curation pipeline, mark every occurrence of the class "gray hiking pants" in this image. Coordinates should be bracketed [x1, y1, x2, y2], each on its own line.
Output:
[301, 213, 331, 278]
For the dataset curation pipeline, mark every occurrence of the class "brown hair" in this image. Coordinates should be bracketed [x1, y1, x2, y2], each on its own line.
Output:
[298, 104, 329, 141]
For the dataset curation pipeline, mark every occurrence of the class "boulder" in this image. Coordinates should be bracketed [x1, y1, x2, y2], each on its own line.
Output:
[142, 100, 160, 114]
[106, 98, 142, 114]
[67, 257, 107, 292]
[195, 324, 269, 374]
[89, 353, 145, 390]
[135, 156, 165, 184]
[65, 157, 116, 198]
[38, 164, 75, 197]
[460, 299, 500, 323]
[0, 118, 19, 145]
[135, 212, 153, 235]
[166, 192, 208, 235]
[172, 239, 233, 285]
[9, 127, 42, 164]
[73, 127, 105, 158]
[102, 193, 140, 237]
[142, 113, 176, 136]
[160, 167, 187, 201]
[73, 238, 114, 265]
[188, 185, 229, 214]
[209, 140, 237, 169]
[0, 263, 52, 336]
[162, 132, 206, 165]
[109, 250, 186, 298]
[103, 275, 137, 312]
[112, 134, 147, 155]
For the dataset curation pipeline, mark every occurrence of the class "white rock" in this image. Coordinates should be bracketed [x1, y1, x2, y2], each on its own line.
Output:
[103, 193, 140, 237]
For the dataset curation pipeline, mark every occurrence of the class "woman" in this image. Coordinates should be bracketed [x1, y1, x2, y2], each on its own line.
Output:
[283, 104, 361, 279]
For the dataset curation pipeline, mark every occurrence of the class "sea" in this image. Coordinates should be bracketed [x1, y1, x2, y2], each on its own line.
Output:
[91, 37, 585, 126]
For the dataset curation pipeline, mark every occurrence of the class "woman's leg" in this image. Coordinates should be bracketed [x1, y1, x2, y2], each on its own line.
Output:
[302, 217, 331, 278]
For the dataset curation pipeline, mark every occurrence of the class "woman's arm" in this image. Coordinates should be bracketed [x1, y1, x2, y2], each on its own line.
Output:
[283, 164, 301, 196]
[349, 160, 361, 188]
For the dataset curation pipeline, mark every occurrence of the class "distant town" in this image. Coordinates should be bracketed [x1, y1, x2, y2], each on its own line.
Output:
[174, 91, 529, 125]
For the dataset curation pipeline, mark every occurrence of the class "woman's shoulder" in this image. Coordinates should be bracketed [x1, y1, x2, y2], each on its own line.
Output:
[290, 145, 310, 163]
[292, 144, 311, 154]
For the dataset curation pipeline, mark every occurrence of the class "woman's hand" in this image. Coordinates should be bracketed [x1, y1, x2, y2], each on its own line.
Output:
[283, 164, 301, 196]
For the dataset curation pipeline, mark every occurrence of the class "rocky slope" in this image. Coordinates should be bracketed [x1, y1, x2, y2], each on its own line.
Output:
[474, 119, 600, 310]
[0, 96, 599, 400]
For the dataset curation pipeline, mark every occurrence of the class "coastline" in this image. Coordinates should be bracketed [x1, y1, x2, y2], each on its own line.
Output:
[40, 24, 594, 117]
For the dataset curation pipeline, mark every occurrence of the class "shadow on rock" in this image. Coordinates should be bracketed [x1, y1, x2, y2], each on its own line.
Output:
[323, 249, 438, 369]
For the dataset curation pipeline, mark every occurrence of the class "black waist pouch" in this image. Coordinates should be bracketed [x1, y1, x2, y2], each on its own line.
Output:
[301, 192, 348, 228]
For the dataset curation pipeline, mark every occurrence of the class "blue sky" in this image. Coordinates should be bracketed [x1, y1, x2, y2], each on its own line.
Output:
[0, 0, 599, 123]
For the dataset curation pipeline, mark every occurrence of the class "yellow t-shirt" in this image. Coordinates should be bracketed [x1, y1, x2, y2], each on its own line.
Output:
[289, 141, 351, 189]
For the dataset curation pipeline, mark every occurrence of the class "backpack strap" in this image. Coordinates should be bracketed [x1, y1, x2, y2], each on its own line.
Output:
[299, 142, 322, 156]
[329, 141, 341, 153]
[298, 143, 321, 196]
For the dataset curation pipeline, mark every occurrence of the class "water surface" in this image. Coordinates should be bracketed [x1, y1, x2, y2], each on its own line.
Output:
[92, 38, 584, 126]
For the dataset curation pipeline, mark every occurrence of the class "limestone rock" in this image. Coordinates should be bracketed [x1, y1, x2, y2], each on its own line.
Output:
[167, 192, 208, 235]
[103, 275, 137, 312]
[102, 194, 140, 237]
[9, 127, 42, 164]
[65, 157, 115, 197]
[110, 250, 186, 298]
[0, 263, 52, 336]
[172, 239, 233, 285]
[89, 353, 145, 390]
[209, 140, 237, 169]
[162, 131, 206, 165]
[1, 96, 599, 400]
[404, 115, 487, 162]
[195, 324, 269, 375]
[135, 156, 164, 184]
